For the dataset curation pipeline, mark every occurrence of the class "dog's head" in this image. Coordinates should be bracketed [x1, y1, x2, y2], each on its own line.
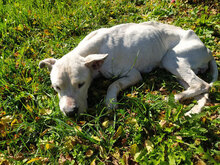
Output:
[39, 53, 108, 117]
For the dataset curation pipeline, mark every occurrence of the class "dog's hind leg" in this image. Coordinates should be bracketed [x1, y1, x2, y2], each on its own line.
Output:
[161, 51, 212, 116]
[177, 79, 189, 89]
[105, 68, 142, 109]
[173, 70, 210, 101]
[161, 52, 211, 101]
[185, 93, 209, 116]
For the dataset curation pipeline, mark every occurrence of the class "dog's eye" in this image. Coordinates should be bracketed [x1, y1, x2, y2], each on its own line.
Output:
[78, 82, 85, 88]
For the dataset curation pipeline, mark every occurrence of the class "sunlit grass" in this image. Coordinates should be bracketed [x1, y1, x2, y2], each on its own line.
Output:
[0, 0, 219, 164]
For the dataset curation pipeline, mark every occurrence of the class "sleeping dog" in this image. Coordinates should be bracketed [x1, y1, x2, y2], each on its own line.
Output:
[39, 22, 218, 117]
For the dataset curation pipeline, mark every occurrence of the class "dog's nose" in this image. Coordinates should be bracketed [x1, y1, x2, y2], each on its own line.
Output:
[65, 107, 79, 117]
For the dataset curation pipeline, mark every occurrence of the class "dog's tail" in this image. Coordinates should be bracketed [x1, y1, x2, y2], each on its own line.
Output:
[209, 57, 218, 87]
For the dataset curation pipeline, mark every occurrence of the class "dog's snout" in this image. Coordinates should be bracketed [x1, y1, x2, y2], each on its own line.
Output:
[60, 96, 80, 117]
[65, 107, 79, 117]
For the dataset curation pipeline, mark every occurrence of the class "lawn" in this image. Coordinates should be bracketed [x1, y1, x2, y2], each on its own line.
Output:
[0, 0, 219, 164]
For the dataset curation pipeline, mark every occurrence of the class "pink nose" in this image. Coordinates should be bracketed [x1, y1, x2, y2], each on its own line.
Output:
[61, 96, 78, 117]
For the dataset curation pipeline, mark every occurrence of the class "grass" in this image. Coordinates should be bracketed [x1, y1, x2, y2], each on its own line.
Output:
[0, 0, 219, 164]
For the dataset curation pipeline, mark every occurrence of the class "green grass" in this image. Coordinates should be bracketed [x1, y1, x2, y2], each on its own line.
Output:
[0, 0, 219, 164]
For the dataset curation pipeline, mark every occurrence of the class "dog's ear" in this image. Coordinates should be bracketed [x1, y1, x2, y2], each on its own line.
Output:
[85, 54, 108, 70]
[39, 58, 57, 71]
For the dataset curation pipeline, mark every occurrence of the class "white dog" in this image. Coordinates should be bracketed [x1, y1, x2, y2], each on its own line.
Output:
[39, 22, 218, 117]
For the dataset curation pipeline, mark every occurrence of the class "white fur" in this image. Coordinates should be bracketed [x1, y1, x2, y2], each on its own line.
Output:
[39, 22, 218, 117]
